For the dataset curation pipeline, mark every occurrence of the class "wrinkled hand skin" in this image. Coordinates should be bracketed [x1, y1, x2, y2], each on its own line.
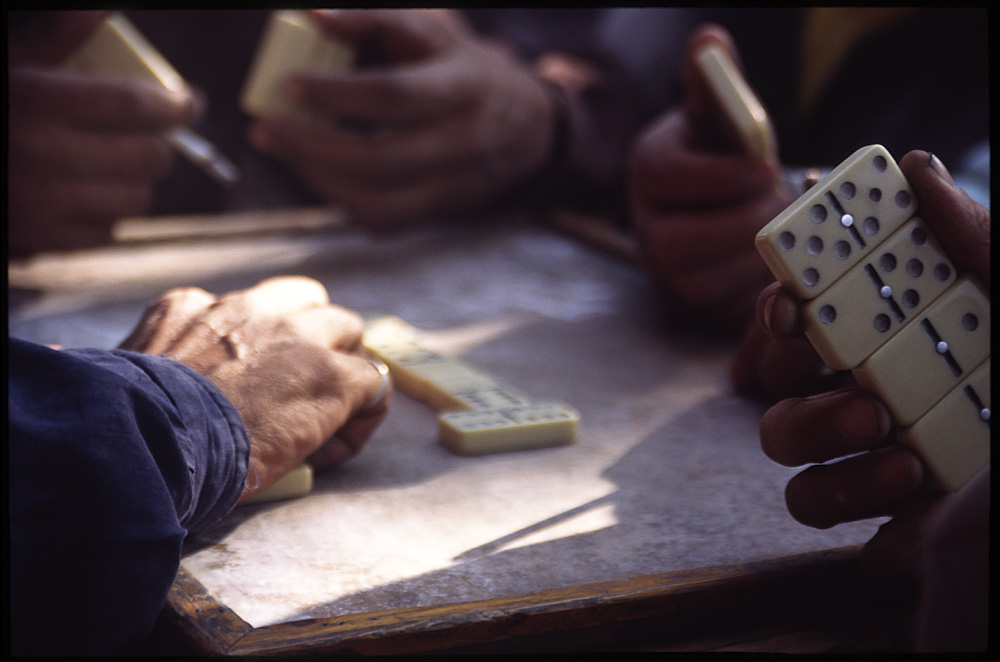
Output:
[118, 276, 392, 502]
[742, 150, 991, 583]
[7, 10, 202, 257]
[247, 9, 557, 229]
[629, 24, 789, 331]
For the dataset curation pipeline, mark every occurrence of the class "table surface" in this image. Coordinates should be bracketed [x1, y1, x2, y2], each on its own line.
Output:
[8, 210, 893, 652]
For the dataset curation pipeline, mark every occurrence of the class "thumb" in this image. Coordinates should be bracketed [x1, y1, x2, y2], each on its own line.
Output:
[900, 150, 991, 288]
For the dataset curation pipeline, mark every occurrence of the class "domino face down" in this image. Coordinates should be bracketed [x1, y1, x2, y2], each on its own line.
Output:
[364, 316, 579, 456]
[755, 145, 990, 492]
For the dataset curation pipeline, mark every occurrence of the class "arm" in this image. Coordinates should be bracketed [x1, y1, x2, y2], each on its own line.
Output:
[8, 338, 248, 655]
[9, 276, 391, 655]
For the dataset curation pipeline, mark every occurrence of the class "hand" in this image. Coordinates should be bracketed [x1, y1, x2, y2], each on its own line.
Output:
[247, 9, 557, 229]
[734, 150, 991, 397]
[118, 276, 391, 503]
[750, 150, 991, 582]
[8, 11, 202, 257]
[629, 24, 789, 330]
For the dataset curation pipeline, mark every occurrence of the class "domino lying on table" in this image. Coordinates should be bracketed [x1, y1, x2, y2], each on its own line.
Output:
[244, 317, 580, 505]
[363, 316, 579, 457]
[756, 144, 990, 493]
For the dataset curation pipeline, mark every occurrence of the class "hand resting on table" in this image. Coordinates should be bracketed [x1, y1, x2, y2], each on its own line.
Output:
[118, 276, 392, 502]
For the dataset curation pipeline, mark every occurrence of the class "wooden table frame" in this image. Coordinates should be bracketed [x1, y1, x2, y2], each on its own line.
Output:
[154, 544, 914, 654]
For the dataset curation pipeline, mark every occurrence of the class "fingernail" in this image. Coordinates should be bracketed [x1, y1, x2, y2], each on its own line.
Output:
[838, 394, 890, 447]
[761, 291, 777, 334]
[762, 289, 798, 337]
[928, 153, 955, 186]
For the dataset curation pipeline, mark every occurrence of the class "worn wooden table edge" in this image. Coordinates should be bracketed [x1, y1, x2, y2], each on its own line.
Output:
[162, 545, 872, 655]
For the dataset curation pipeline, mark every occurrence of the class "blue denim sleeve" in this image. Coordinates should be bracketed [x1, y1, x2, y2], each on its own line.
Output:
[8, 337, 250, 655]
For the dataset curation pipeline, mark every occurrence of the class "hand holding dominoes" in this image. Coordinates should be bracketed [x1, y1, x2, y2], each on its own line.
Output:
[243, 8, 559, 230]
[61, 12, 239, 186]
[754, 148, 990, 582]
[630, 25, 789, 330]
[756, 147, 990, 503]
[7, 11, 204, 256]
[240, 10, 353, 124]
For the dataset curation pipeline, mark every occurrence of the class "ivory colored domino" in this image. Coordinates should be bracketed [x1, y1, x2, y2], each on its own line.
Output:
[61, 13, 239, 185]
[898, 359, 991, 493]
[364, 317, 531, 413]
[366, 335, 513, 411]
[62, 12, 185, 90]
[438, 403, 579, 456]
[450, 386, 533, 410]
[756, 145, 990, 492]
[853, 276, 990, 425]
[240, 10, 353, 122]
[364, 315, 420, 346]
[756, 144, 918, 301]
[694, 43, 776, 160]
[364, 316, 578, 454]
[241, 463, 314, 506]
[801, 216, 956, 371]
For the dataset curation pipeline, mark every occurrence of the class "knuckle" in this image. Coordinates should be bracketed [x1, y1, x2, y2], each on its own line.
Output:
[158, 286, 213, 310]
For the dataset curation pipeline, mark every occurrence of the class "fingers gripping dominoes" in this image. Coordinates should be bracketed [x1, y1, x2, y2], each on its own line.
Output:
[242, 463, 314, 506]
[756, 145, 990, 492]
[61, 12, 240, 186]
[240, 10, 353, 123]
[363, 316, 579, 456]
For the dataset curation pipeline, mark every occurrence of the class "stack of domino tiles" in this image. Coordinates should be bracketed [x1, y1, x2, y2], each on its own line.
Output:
[755, 145, 990, 492]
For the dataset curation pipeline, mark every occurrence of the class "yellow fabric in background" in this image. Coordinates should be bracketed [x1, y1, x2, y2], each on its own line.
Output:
[797, 7, 913, 116]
